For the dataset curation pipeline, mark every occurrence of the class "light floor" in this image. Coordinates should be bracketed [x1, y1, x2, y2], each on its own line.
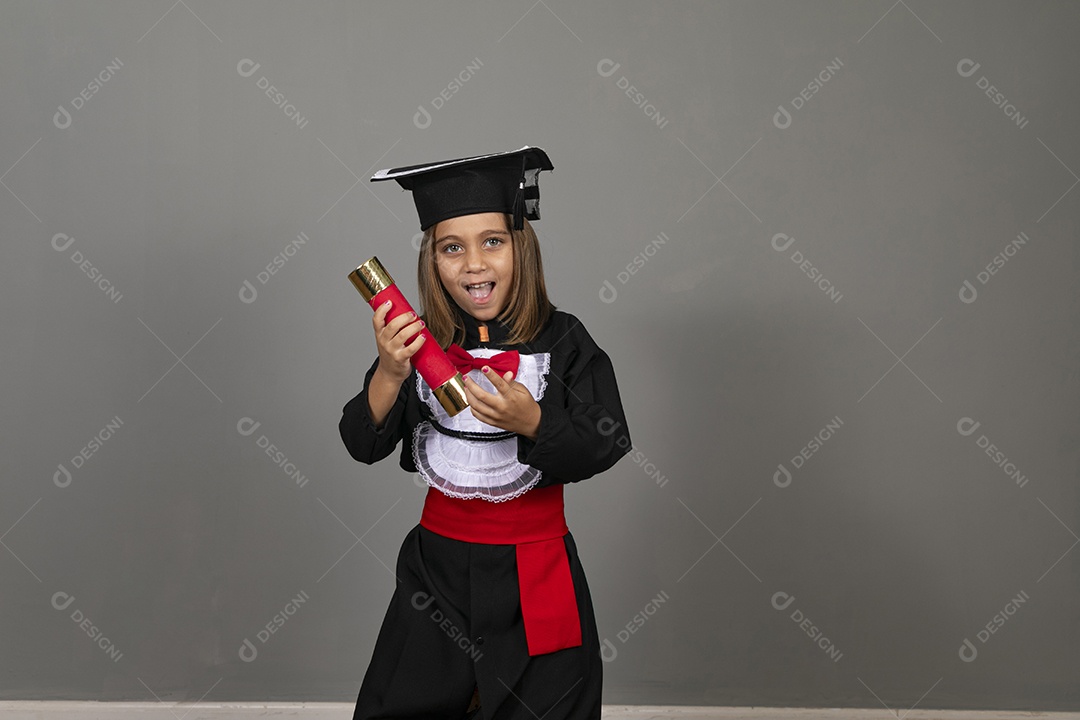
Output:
[0, 704, 1075, 719]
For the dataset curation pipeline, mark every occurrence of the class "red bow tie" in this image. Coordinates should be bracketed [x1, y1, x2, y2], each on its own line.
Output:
[446, 343, 520, 380]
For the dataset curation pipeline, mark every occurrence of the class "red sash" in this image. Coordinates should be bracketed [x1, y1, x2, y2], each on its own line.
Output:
[418, 484, 582, 656]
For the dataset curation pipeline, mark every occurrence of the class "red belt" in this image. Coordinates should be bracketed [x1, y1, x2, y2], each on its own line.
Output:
[419, 484, 582, 656]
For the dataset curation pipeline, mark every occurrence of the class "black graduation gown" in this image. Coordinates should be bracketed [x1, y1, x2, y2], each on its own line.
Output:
[339, 304, 631, 720]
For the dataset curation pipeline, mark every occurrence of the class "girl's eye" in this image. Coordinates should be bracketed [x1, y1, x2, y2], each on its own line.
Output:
[440, 238, 504, 253]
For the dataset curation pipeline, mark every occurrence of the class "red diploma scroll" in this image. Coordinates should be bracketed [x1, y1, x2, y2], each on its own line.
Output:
[348, 256, 469, 416]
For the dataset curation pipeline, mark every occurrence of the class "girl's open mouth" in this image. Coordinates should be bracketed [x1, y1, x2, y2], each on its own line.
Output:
[466, 282, 495, 302]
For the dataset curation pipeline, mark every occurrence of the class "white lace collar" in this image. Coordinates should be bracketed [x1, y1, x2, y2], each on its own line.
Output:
[413, 347, 551, 502]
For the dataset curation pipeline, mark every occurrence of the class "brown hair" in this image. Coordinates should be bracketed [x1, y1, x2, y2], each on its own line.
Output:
[417, 214, 554, 348]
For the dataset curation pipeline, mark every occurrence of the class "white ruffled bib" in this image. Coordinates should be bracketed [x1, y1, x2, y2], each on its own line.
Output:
[413, 348, 551, 502]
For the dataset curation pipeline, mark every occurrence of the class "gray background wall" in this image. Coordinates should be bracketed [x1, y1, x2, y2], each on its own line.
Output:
[2, 0, 1077, 711]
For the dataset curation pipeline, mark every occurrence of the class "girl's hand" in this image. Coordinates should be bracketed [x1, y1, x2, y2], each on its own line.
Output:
[372, 300, 425, 384]
[464, 367, 542, 440]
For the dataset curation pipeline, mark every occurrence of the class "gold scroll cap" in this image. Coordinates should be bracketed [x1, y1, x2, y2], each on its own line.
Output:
[348, 256, 394, 302]
[433, 373, 469, 417]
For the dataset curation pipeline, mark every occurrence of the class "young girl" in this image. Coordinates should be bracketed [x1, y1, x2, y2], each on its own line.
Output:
[340, 147, 631, 720]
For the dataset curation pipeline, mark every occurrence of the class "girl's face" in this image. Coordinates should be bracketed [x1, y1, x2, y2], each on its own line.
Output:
[433, 212, 514, 322]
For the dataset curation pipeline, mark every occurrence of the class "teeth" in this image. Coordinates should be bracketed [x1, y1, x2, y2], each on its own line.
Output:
[467, 282, 493, 299]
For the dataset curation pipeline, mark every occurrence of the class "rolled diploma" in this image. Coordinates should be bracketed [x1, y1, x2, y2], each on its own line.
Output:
[349, 256, 469, 416]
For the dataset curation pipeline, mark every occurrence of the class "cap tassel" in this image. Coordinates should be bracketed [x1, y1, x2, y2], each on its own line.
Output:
[512, 183, 525, 230]
[511, 155, 526, 230]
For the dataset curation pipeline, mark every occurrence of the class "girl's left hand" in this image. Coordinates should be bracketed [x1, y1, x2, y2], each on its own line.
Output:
[463, 367, 541, 440]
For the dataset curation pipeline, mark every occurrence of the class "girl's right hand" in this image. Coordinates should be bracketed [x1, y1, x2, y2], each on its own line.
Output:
[372, 300, 426, 384]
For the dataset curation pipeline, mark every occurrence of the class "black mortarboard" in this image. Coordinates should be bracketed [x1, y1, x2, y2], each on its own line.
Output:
[370, 146, 554, 231]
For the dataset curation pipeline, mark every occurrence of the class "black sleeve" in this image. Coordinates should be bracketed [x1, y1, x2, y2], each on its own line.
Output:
[515, 325, 631, 484]
[339, 356, 411, 465]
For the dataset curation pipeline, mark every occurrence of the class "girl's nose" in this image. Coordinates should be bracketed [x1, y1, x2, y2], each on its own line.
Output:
[463, 243, 486, 269]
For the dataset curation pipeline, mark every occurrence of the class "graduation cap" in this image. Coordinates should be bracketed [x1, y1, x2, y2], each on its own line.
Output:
[370, 146, 553, 231]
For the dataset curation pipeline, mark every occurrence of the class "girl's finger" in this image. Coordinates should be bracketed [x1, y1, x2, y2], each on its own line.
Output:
[372, 300, 392, 328]
[480, 366, 509, 393]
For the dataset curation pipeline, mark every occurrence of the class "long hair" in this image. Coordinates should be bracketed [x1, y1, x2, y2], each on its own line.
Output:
[417, 214, 554, 348]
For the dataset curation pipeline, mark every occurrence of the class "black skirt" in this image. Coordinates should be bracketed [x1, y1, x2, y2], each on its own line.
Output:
[351, 523, 602, 720]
